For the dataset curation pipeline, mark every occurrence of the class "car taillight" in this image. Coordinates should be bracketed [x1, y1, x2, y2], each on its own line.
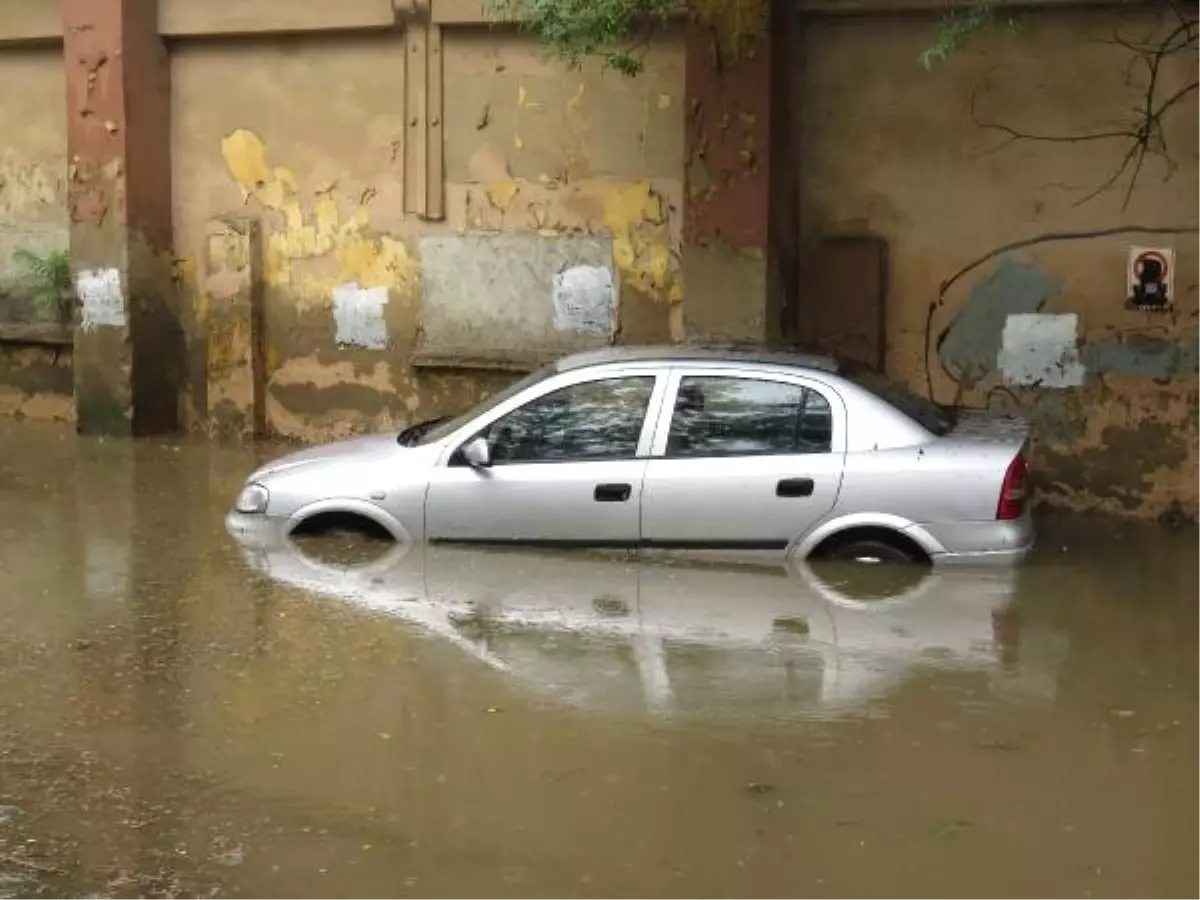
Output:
[996, 452, 1028, 521]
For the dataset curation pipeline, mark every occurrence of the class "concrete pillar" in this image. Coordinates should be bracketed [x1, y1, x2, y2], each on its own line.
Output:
[681, 0, 798, 344]
[64, 0, 180, 435]
[204, 217, 266, 441]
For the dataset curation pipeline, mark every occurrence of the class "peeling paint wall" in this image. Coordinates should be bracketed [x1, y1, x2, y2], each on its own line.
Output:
[170, 28, 684, 444]
[0, 45, 72, 423]
[0, 48, 68, 294]
[798, 7, 1199, 518]
[0, 345, 74, 425]
[443, 30, 685, 345]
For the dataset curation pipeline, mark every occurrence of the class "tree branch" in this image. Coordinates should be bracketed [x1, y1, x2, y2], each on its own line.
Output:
[968, 11, 1197, 209]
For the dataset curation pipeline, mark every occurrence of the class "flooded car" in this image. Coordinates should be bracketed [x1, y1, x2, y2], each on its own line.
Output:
[228, 346, 1034, 565]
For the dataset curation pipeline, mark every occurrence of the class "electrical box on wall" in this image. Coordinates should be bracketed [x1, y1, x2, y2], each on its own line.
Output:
[1127, 246, 1174, 312]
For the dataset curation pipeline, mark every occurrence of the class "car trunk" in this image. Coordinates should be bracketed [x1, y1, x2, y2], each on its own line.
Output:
[942, 409, 1031, 453]
[941, 409, 1032, 521]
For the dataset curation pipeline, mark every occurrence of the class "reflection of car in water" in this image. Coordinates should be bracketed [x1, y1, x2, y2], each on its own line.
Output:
[229, 522, 1065, 722]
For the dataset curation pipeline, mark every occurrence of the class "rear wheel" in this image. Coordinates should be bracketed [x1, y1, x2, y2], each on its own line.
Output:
[812, 528, 930, 566]
[824, 538, 916, 564]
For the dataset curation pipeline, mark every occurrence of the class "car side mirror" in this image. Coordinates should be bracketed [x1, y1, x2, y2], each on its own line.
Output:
[462, 436, 491, 469]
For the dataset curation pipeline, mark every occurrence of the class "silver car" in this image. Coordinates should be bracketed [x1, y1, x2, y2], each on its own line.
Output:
[226, 346, 1034, 565]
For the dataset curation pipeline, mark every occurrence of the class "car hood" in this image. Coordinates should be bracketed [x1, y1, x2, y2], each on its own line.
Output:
[251, 433, 404, 480]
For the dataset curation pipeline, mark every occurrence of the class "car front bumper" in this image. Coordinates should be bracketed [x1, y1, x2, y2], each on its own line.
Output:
[224, 510, 291, 549]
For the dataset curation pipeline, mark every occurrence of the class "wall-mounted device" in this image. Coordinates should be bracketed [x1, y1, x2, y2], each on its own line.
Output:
[1126, 246, 1173, 312]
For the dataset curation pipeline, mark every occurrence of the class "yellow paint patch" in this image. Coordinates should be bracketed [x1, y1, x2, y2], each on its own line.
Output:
[220, 130, 271, 201]
[219, 128, 417, 305]
[486, 179, 520, 211]
[600, 182, 672, 293]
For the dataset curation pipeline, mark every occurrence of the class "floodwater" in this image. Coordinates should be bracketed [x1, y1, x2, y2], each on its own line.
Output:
[0, 420, 1195, 899]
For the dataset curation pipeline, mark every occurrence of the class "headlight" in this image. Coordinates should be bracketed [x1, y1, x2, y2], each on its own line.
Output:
[235, 483, 270, 514]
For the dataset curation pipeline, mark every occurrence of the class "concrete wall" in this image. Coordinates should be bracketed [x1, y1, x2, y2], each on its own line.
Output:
[170, 27, 684, 442]
[0, 48, 66, 290]
[0, 43, 72, 422]
[797, 6, 1199, 518]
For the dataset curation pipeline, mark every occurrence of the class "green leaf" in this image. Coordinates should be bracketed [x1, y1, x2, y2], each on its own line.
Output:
[12, 247, 71, 313]
[489, 0, 674, 76]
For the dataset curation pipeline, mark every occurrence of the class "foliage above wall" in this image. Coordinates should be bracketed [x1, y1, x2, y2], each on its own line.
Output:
[918, 0, 1021, 70]
[490, 0, 679, 75]
[488, 0, 1010, 74]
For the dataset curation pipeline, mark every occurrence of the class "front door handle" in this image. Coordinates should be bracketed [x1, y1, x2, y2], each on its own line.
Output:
[594, 483, 633, 503]
[776, 477, 815, 498]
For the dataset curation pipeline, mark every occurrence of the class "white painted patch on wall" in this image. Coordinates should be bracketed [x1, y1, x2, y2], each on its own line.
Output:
[997, 312, 1086, 388]
[332, 283, 389, 350]
[552, 264, 613, 337]
[76, 268, 125, 331]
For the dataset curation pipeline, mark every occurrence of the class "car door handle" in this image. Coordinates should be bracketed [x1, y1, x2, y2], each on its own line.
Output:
[594, 483, 633, 503]
[776, 478, 815, 498]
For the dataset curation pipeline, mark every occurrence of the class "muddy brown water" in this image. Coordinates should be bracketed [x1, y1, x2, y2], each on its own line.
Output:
[0, 420, 1195, 898]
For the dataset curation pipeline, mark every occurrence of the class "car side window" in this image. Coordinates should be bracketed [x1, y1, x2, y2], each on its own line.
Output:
[665, 376, 832, 458]
[473, 376, 656, 465]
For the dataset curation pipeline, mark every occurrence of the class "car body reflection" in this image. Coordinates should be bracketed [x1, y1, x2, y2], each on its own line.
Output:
[228, 522, 1065, 722]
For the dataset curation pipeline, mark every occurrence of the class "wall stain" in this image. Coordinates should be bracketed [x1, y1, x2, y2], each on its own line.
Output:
[1036, 422, 1189, 513]
[220, 129, 418, 304]
[938, 259, 1062, 388]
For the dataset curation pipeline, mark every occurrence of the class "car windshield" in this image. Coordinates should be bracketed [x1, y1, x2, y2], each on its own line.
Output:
[399, 364, 558, 447]
[840, 361, 956, 436]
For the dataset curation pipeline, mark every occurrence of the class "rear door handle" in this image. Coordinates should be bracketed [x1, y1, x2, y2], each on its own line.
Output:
[776, 478, 815, 498]
[594, 483, 633, 503]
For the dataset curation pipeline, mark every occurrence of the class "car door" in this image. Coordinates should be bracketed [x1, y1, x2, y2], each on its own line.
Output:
[424, 369, 666, 545]
[640, 368, 846, 550]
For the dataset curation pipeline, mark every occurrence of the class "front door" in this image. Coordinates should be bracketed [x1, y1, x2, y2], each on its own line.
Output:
[425, 373, 661, 546]
[640, 371, 846, 550]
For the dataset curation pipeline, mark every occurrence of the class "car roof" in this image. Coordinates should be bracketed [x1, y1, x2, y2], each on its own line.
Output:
[555, 344, 839, 374]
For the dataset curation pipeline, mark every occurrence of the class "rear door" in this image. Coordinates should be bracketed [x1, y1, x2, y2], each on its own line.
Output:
[640, 368, 846, 551]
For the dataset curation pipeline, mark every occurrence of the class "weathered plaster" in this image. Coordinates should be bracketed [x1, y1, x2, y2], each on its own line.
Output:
[442, 30, 685, 343]
[332, 284, 390, 350]
[64, 0, 177, 437]
[998, 313, 1086, 388]
[205, 217, 265, 441]
[938, 259, 1062, 387]
[681, 0, 797, 344]
[171, 28, 684, 444]
[798, 6, 1198, 517]
[76, 268, 126, 331]
[0, 345, 74, 423]
[553, 265, 614, 337]
[419, 233, 615, 357]
[1081, 332, 1200, 381]
[0, 47, 68, 317]
[219, 129, 420, 304]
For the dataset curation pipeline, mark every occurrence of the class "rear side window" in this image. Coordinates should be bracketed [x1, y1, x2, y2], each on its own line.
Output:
[840, 363, 955, 436]
[666, 376, 832, 458]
